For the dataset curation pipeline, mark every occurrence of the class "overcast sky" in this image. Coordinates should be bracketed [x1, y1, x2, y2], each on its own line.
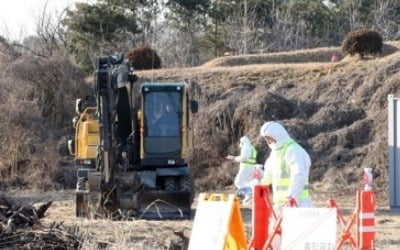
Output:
[0, 0, 94, 41]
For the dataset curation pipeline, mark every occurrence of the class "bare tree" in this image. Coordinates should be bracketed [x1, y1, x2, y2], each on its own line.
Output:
[270, 4, 299, 51]
[372, 0, 400, 40]
[152, 23, 201, 68]
[224, 6, 267, 55]
[12, 0, 69, 57]
[33, 1, 68, 56]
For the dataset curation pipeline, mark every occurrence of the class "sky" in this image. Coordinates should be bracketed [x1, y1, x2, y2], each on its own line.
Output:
[0, 0, 94, 41]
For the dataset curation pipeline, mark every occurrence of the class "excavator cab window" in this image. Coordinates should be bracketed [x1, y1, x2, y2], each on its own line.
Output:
[144, 91, 181, 137]
[143, 88, 182, 156]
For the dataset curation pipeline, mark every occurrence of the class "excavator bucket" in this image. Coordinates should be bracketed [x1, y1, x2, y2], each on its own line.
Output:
[138, 190, 192, 220]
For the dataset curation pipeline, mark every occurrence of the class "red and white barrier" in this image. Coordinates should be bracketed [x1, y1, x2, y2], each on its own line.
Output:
[249, 168, 376, 250]
[248, 186, 271, 250]
[357, 190, 375, 249]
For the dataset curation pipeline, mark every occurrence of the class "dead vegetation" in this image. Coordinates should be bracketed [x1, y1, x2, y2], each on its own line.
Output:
[203, 41, 400, 68]
[202, 47, 342, 67]
[139, 41, 400, 200]
[7, 190, 400, 249]
[0, 193, 81, 249]
[0, 38, 91, 190]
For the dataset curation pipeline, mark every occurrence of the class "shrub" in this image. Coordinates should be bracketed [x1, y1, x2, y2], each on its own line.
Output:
[126, 46, 161, 70]
[342, 30, 383, 58]
[0, 51, 90, 190]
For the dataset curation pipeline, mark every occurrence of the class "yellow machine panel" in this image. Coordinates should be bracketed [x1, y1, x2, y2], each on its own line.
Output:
[75, 108, 99, 160]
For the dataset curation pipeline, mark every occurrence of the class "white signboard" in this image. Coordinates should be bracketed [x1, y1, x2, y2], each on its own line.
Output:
[188, 194, 235, 250]
[281, 208, 337, 250]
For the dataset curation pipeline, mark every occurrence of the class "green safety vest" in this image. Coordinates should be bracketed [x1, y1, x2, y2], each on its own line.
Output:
[241, 145, 258, 168]
[264, 139, 310, 204]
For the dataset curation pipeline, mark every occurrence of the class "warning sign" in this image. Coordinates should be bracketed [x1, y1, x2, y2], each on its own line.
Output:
[188, 193, 246, 250]
[281, 208, 337, 250]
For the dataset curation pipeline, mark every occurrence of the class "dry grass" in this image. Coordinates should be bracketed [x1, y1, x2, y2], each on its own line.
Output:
[8, 189, 400, 249]
[202, 41, 400, 68]
[9, 190, 192, 249]
[0, 50, 91, 190]
[202, 47, 342, 67]
[138, 41, 400, 199]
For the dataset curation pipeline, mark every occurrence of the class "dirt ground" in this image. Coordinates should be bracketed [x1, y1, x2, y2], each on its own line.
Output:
[8, 189, 400, 250]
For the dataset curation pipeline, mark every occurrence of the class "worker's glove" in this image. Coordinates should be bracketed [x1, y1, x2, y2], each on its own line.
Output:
[284, 197, 298, 207]
[252, 165, 263, 180]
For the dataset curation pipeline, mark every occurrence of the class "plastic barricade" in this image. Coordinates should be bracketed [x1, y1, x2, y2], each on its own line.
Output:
[248, 186, 271, 250]
[188, 193, 247, 250]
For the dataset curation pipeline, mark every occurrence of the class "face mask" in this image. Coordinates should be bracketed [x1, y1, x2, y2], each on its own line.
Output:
[268, 142, 278, 150]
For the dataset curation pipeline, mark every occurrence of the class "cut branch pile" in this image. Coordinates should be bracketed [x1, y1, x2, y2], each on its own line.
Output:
[0, 193, 82, 249]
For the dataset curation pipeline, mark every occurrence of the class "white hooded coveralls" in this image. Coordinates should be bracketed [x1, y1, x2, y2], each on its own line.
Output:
[234, 136, 257, 189]
[261, 121, 312, 208]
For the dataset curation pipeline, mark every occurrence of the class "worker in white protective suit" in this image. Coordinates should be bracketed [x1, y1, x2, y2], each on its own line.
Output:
[260, 121, 312, 249]
[225, 135, 259, 201]
[260, 121, 312, 208]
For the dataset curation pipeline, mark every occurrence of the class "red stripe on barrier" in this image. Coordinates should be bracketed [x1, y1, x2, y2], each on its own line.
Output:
[248, 185, 271, 250]
[357, 191, 375, 250]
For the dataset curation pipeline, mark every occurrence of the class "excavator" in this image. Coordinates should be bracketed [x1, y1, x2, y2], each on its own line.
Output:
[67, 54, 198, 219]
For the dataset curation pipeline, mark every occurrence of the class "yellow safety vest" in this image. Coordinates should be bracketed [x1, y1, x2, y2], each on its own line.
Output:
[242, 145, 258, 168]
[264, 139, 310, 204]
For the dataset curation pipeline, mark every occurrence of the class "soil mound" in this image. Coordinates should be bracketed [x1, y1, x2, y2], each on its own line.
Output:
[203, 42, 400, 68]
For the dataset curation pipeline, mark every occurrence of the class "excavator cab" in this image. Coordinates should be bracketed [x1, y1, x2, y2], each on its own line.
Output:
[137, 83, 196, 219]
[69, 54, 198, 220]
[141, 84, 187, 164]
